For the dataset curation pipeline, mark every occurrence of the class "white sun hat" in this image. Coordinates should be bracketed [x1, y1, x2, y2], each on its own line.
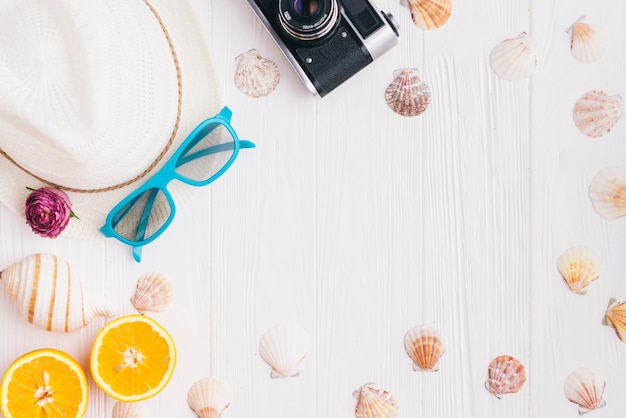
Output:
[0, 0, 221, 240]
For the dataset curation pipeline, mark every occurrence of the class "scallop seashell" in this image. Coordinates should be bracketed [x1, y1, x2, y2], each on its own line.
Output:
[573, 90, 624, 138]
[112, 401, 147, 418]
[563, 367, 606, 414]
[385, 69, 431, 117]
[602, 297, 626, 342]
[556, 246, 601, 295]
[485, 355, 526, 398]
[353, 382, 399, 418]
[0, 253, 116, 332]
[489, 33, 537, 81]
[399, 0, 452, 30]
[258, 323, 311, 378]
[187, 377, 232, 418]
[588, 166, 626, 220]
[566, 17, 607, 63]
[130, 272, 174, 314]
[234, 49, 280, 98]
[403, 324, 445, 371]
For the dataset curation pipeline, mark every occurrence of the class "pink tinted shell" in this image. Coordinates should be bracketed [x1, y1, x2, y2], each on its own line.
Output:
[353, 382, 399, 418]
[485, 355, 526, 398]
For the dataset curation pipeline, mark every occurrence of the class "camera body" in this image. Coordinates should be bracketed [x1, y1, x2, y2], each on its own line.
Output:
[246, 0, 400, 97]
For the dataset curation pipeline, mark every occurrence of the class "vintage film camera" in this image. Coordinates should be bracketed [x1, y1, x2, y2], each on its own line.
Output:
[246, 0, 400, 97]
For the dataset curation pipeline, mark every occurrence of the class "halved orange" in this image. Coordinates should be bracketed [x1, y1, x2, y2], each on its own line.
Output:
[1, 348, 88, 418]
[90, 314, 176, 401]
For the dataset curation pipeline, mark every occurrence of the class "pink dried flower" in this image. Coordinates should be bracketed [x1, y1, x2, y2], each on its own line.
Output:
[24, 187, 77, 238]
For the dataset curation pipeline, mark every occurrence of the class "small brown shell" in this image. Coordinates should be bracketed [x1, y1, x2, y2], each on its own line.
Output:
[385, 69, 431, 117]
[400, 0, 452, 30]
[485, 355, 526, 398]
[403, 324, 445, 371]
[602, 297, 626, 342]
[130, 272, 174, 314]
[353, 382, 399, 418]
[234, 49, 280, 98]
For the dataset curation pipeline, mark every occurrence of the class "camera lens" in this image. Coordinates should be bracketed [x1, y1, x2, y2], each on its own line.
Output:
[279, 0, 339, 42]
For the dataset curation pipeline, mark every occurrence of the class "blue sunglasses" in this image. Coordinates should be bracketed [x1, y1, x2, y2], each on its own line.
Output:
[100, 106, 255, 262]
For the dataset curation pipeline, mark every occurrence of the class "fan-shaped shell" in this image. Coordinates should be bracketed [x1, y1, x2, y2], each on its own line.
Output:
[602, 297, 626, 342]
[258, 323, 311, 378]
[0, 253, 115, 332]
[353, 382, 399, 418]
[556, 246, 601, 295]
[573, 90, 624, 138]
[485, 355, 526, 398]
[489, 33, 537, 81]
[588, 166, 626, 220]
[563, 367, 606, 414]
[399, 0, 452, 30]
[566, 17, 607, 63]
[112, 401, 147, 418]
[403, 324, 445, 371]
[385, 69, 431, 117]
[234, 49, 280, 98]
[187, 377, 232, 418]
[130, 272, 174, 314]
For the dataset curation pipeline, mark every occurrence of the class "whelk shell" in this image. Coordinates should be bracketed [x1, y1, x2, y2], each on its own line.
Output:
[556, 246, 601, 295]
[573, 90, 624, 138]
[403, 324, 445, 371]
[187, 377, 232, 418]
[234, 49, 280, 98]
[485, 355, 526, 398]
[353, 382, 399, 418]
[130, 272, 174, 314]
[112, 401, 147, 418]
[602, 297, 626, 342]
[566, 17, 607, 63]
[385, 69, 431, 117]
[588, 166, 626, 220]
[258, 323, 311, 378]
[489, 33, 537, 81]
[563, 367, 606, 415]
[399, 0, 452, 30]
[0, 253, 115, 332]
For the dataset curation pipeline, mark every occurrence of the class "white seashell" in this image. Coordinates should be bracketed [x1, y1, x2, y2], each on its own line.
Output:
[566, 17, 607, 63]
[573, 90, 624, 138]
[258, 323, 311, 378]
[112, 401, 147, 418]
[130, 272, 174, 314]
[385, 69, 431, 117]
[489, 33, 537, 81]
[485, 355, 526, 398]
[234, 49, 280, 98]
[399, 0, 452, 30]
[403, 324, 445, 371]
[563, 367, 606, 415]
[588, 166, 626, 220]
[0, 253, 116, 332]
[353, 382, 399, 418]
[556, 246, 601, 295]
[187, 377, 232, 418]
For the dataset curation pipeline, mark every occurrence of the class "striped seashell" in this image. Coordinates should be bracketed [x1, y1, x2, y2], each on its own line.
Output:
[403, 324, 445, 371]
[399, 0, 452, 30]
[258, 323, 311, 378]
[112, 401, 147, 418]
[130, 272, 174, 314]
[588, 166, 626, 220]
[385, 69, 431, 117]
[564, 367, 606, 414]
[490, 33, 537, 81]
[485, 355, 526, 398]
[353, 382, 399, 418]
[573, 90, 623, 138]
[0, 253, 115, 332]
[602, 297, 626, 342]
[556, 246, 601, 295]
[187, 377, 232, 418]
[234, 49, 280, 98]
[566, 16, 608, 63]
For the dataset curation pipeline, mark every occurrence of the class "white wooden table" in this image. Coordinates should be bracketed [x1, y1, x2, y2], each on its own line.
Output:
[1, 0, 626, 417]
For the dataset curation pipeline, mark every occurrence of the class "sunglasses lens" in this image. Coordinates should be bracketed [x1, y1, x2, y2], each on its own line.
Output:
[175, 122, 236, 182]
[111, 188, 172, 242]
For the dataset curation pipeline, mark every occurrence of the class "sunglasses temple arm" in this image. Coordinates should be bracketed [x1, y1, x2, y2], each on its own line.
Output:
[176, 140, 256, 167]
[131, 188, 160, 263]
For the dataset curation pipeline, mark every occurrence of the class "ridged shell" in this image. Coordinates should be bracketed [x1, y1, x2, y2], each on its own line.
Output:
[566, 17, 607, 63]
[187, 377, 232, 418]
[403, 324, 445, 371]
[258, 323, 311, 378]
[588, 166, 626, 220]
[399, 0, 452, 30]
[353, 382, 399, 418]
[573, 90, 624, 138]
[563, 367, 606, 415]
[556, 246, 601, 295]
[602, 297, 626, 342]
[130, 272, 174, 314]
[112, 401, 147, 418]
[485, 355, 526, 398]
[385, 69, 431, 117]
[234, 49, 280, 98]
[0, 253, 115, 332]
[489, 33, 537, 81]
